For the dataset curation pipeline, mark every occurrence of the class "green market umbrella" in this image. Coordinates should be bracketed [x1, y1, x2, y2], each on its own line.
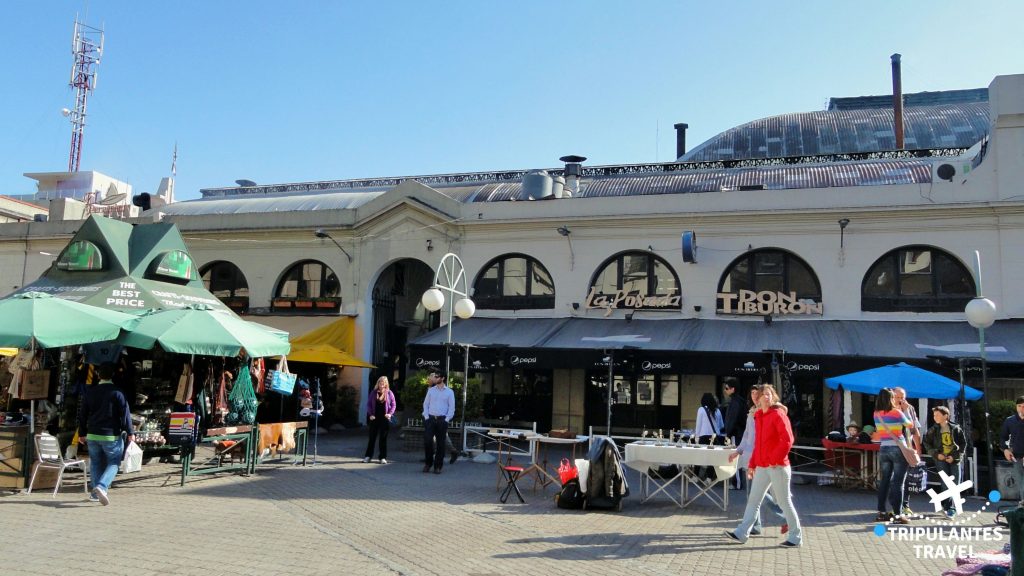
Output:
[118, 304, 291, 357]
[0, 291, 138, 349]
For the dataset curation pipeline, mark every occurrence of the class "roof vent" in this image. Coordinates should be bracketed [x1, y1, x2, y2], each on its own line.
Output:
[559, 155, 586, 198]
[552, 175, 566, 199]
[522, 169, 553, 200]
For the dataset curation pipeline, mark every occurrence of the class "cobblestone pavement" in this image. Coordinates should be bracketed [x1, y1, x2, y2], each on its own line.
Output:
[0, 433, 1005, 576]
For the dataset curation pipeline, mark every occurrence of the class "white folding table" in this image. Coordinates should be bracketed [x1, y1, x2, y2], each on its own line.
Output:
[623, 442, 738, 511]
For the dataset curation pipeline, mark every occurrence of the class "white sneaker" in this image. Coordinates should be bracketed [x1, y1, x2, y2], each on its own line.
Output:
[92, 487, 109, 506]
[361, 457, 371, 463]
[379, 458, 388, 464]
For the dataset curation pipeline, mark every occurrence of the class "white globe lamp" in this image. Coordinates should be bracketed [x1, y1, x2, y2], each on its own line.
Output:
[454, 298, 476, 319]
[965, 297, 996, 329]
[421, 287, 444, 312]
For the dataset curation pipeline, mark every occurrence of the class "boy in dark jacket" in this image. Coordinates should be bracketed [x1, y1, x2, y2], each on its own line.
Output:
[78, 363, 134, 505]
[922, 406, 967, 518]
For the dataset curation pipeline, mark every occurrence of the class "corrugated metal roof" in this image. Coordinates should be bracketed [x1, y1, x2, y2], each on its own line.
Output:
[682, 102, 989, 162]
[466, 159, 932, 201]
[161, 158, 937, 216]
[159, 189, 388, 216]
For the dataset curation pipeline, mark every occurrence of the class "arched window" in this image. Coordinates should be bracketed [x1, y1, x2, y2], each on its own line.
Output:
[200, 261, 250, 313]
[473, 254, 555, 309]
[861, 246, 974, 312]
[273, 260, 341, 311]
[588, 251, 681, 312]
[717, 249, 821, 314]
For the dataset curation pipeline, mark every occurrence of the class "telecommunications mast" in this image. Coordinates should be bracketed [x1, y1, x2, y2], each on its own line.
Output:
[64, 17, 104, 174]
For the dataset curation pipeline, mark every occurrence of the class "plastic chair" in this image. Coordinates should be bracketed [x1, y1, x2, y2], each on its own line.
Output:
[500, 464, 525, 503]
[27, 433, 89, 497]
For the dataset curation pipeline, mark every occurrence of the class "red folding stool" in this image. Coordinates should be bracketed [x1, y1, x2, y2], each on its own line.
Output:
[499, 464, 526, 503]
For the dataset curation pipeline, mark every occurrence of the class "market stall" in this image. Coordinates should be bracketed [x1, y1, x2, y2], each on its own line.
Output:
[2, 215, 298, 489]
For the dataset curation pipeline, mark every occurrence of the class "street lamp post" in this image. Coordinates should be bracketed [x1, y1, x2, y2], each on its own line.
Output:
[964, 250, 997, 491]
[421, 253, 475, 452]
[605, 350, 614, 436]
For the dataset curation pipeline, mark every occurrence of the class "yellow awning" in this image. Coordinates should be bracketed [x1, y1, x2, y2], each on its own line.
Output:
[286, 317, 375, 368]
[287, 343, 375, 368]
[0, 348, 17, 357]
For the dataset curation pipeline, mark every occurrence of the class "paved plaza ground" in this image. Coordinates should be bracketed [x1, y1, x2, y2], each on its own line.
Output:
[0, 432, 1005, 576]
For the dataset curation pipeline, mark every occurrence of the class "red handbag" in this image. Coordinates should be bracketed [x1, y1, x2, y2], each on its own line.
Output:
[558, 458, 578, 484]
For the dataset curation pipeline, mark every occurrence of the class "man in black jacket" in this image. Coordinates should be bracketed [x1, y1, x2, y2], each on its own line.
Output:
[78, 363, 134, 505]
[1000, 396, 1024, 506]
[722, 380, 746, 488]
[923, 406, 967, 517]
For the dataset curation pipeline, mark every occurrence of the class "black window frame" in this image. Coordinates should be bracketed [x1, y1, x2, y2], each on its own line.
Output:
[861, 245, 975, 312]
[472, 253, 555, 310]
[200, 261, 250, 312]
[717, 248, 821, 301]
[588, 250, 682, 311]
[274, 259, 341, 300]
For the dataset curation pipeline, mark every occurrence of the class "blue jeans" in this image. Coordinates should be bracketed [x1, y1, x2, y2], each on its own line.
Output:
[732, 466, 803, 546]
[88, 438, 124, 492]
[744, 469, 786, 531]
[877, 445, 908, 514]
[934, 459, 961, 512]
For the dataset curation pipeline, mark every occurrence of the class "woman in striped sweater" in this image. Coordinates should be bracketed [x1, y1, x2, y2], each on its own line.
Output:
[873, 387, 915, 524]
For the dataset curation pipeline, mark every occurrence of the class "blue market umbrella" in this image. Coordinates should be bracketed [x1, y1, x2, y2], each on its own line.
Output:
[825, 362, 982, 400]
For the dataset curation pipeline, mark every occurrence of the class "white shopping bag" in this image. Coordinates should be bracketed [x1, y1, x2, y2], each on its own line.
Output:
[120, 441, 144, 474]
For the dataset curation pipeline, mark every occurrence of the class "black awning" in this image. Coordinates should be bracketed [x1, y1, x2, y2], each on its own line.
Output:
[408, 317, 1024, 375]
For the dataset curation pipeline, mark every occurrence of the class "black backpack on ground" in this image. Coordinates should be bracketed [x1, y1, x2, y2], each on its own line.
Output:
[556, 478, 584, 509]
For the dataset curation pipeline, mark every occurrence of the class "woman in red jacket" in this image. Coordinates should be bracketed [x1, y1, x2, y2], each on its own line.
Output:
[724, 384, 804, 548]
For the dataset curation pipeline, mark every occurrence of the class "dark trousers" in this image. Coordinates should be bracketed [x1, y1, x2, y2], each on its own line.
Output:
[935, 459, 962, 512]
[424, 417, 448, 470]
[364, 417, 390, 459]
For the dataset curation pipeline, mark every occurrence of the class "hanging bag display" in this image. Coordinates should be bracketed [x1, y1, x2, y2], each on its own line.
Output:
[174, 363, 194, 404]
[267, 357, 297, 396]
[251, 357, 266, 395]
[226, 365, 258, 425]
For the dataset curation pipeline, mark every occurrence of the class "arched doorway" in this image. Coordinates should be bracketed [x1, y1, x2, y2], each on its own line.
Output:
[371, 259, 437, 407]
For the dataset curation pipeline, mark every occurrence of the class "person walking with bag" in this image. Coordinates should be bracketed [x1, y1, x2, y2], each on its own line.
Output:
[78, 363, 134, 506]
[923, 406, 967, 518]
[725, 384, 803, 548]
[363, 376, 396, 464]
[892, 387, 922, 516]
[422, 370, 455, 474]
[873, 388, 915, 524]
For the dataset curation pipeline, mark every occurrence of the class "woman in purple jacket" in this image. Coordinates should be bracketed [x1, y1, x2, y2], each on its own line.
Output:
[363, 376, 396, 464]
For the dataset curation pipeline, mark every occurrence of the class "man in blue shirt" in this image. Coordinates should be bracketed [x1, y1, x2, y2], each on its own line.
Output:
[1000, 396, 1024, 505]
[78, 363, 134, 505]
[422, 370, 455, 474]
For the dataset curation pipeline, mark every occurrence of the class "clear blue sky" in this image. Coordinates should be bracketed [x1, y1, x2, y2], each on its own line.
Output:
[3, 1, 1021, 202]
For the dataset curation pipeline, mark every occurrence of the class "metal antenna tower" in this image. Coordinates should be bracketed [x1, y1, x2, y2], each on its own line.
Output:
[64, 17, 104, 174]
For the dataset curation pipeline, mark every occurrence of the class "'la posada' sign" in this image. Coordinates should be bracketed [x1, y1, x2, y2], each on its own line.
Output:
[717, 290, 823, 315]
[584, 287, 681, 317]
